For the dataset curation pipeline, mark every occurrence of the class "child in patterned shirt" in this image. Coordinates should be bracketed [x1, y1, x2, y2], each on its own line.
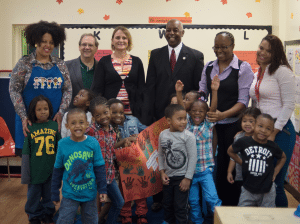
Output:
[86, 96, 125, 224]
[175, 75, 222, 224]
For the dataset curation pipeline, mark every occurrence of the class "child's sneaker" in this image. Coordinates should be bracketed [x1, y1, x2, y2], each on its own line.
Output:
[29, 218, 41, 224]
[137, 215, 148, 224]
[41, 214, 54, 224]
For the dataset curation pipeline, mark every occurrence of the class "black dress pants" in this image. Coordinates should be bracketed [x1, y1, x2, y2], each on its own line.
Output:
[215, 122, 241, 206]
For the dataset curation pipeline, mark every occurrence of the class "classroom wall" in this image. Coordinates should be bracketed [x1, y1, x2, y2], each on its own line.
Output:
[286, 0, 300, 41]
[0, 0, 274, 70]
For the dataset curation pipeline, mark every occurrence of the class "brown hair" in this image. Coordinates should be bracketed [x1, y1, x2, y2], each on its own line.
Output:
[111, 26, 133, 52]
[78, 33, 99, 48]
[258, 35, 292, 75]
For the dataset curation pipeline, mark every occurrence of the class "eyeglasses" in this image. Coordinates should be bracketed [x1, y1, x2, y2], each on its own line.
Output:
[212, 43, 233, 51]
[80, 43, 95, 48]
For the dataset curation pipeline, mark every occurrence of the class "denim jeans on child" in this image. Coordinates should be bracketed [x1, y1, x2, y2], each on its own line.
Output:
[56, 197, 98, 224]
[106, 179, 125, 224]
[189, 169, 222, 224]
[25, 177, 55, 221]
[274, 120, 296, 207]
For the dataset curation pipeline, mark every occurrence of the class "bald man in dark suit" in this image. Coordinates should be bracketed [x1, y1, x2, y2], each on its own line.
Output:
[143, 19, 204, 126]
[144, 19, 204, 212]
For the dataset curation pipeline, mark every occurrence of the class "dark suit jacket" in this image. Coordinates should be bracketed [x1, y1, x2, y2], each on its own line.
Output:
[66, 57, 98, 108]
[143, 44, 204, 125]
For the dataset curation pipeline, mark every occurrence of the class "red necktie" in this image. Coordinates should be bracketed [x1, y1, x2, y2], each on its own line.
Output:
[170, 49, 176, 73]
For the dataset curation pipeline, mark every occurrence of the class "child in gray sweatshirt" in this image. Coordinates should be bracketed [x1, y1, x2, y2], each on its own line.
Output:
[158, 104, 197, 224]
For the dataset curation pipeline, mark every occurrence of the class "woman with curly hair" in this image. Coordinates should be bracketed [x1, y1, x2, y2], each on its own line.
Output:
[9, 20, 71, 220]
[250, 34, 296, 207]
[91, 26, 146, 122]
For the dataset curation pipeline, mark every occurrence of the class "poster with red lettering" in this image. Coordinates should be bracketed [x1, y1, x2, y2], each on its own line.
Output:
[115, 117, 169, 202]
[94, 50, 112, 61]
[233, 51, 259, 73]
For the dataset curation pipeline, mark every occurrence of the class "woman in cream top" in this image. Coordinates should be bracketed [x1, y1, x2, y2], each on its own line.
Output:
[249, 34, 296, 207]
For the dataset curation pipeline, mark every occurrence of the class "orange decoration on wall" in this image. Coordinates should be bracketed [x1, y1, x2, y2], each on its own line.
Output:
[221, 0, 227, 5]
[116, 0, 123, 5]
[149, 17, 192, 24]
[77, 8, 84, 14]
[56, 0, 63, 4]
[233, 51, 258, 73]
[184, 12, 191, 18]
[103, 14, 110, 20]
[246, 12, 252, 18]
[94, 50, 112, 61]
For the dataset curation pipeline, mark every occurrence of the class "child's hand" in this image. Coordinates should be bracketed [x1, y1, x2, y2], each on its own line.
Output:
[128, 136, 137, 143]
[53, 201, 60, 206]
[179, 178, 191, 192]
[160, 172, 170, 185]
[124, 136, 137, 147]
[99, 194, 107, 203]
[211, 74, 220, 91]
[227, 173, 234, 184]
[175, 80, 184, 92]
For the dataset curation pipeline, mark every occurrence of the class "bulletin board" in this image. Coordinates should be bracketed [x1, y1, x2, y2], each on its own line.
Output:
[285, 40, 300, 193]
[60, 24, 271, 73]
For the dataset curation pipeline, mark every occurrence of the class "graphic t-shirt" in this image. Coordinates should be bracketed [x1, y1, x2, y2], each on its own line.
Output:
[232, 136, 283, 194]
[22, 120, 61, 184]
[158, 129, 197, 179]
[54, 136, 105, 202]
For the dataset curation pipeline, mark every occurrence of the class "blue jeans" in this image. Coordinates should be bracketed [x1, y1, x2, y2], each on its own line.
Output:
[189, 169, 222, 224]
[106, 179, 125, 224]
[56, 197, 98, 224]
[274, 119, 296, 207]
[25, 177, 55, 221]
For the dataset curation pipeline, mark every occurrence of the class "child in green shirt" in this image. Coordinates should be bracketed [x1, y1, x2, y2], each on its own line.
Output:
[21, 95, 61, 224]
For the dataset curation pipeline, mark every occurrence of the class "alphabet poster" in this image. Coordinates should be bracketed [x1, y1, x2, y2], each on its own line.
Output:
[62, 25, 270, 74]
[115, 117, 169, 202]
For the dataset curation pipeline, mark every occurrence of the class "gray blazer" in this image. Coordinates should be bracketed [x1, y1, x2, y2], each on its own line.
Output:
[66, 57, 98, 108]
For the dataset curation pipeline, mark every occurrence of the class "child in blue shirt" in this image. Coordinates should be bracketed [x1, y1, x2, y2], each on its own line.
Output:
[108, 98, 147, 148]
[51, 108, 107, 224]
[175, 76, 222, 224]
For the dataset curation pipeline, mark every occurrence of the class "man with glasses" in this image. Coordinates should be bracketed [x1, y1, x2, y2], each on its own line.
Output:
[66, 33, 99, 108]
